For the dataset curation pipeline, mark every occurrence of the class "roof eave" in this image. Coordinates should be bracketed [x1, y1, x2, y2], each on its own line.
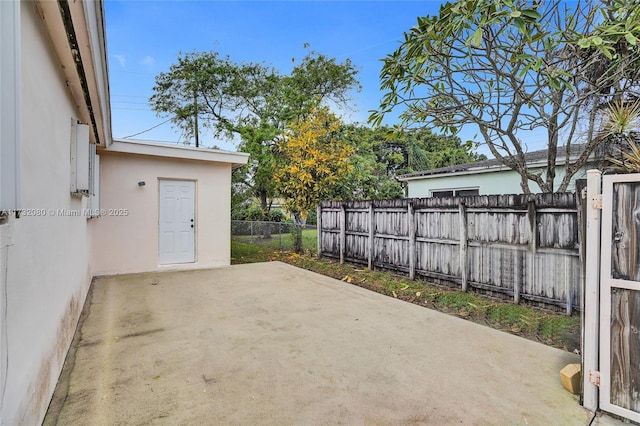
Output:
[36, 0, 111, 147]
[106, 138, 250, 167]
[397, 153, 591, 181]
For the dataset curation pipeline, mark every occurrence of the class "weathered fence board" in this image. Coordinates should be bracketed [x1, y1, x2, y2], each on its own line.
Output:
[319, 193, 581, 311]
[610, 288, 640, 412]
[608, 180, 640, 413]
[611, 182, 640, 281]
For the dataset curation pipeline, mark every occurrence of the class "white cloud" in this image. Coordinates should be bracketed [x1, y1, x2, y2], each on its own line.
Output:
[139, 55, 156, 71]
[113, 54, 126, 68]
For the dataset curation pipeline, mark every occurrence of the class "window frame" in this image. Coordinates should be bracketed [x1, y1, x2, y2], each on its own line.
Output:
[430, 187, 480, 198]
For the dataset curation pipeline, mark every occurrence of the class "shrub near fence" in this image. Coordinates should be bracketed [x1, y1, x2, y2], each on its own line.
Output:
[318, 193, 582, 313]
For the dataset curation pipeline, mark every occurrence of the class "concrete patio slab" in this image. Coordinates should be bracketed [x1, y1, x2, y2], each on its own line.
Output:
[45, 261, 594, 425]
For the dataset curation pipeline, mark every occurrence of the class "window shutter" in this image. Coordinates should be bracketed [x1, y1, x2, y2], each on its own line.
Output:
[70, 120, 90, 196]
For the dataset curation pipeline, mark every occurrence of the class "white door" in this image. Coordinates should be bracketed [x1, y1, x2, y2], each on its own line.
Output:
[159, 180, 195, 264]
[599, 173, 640, 422]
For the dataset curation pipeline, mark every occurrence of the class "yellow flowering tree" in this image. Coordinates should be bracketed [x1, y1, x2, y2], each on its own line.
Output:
[275, 106, 353, 253]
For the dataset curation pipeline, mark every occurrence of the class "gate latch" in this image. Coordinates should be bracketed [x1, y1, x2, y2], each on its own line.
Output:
[592, 194, 603, 210]
[589, 370, 600, 386]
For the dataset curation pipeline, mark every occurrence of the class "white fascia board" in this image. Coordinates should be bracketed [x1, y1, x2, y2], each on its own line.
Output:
[108, 139, 250, 167]
[398, 164, 512, 181]
[82, 0, 112, 148]
[37, 0, 108, 146]
[398, 155, 588, 182]
[36, 1, 87, 121]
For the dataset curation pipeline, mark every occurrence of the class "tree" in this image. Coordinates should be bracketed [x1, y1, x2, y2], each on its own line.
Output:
[371, 0, 640, 193]
[335, 125, 485, 200]
[275, 106, 353, 253]
[602, 101, 640, 172]
[150, 50, 360, 226]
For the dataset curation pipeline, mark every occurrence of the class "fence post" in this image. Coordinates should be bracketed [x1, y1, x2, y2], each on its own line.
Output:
[565, 255, 572, 316]
[583, 169, 602, 412]
[526, 200, 537, 304]
[368, 202, 375, 270]
[339, 204, 346, 264]
[408, 201, 416, 280]
[316, 204, 322, 259]
[459, 201, 468, 292]
[514, 246, 521, 304]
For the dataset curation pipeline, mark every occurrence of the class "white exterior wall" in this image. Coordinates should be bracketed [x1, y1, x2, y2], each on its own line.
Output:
[406, 165, 586, 198]
[92, 152, 233, 275]
[0, 3, 95, 424]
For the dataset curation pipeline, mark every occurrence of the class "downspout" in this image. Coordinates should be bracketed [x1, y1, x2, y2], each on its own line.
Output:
[56, 0, 101, 146]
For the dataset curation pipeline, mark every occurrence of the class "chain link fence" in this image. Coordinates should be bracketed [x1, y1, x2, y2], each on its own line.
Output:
[231, 220, 317, 251]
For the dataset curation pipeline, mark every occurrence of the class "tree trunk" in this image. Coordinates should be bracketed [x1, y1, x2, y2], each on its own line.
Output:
[293, 215, 303, 254]
[259, 191, 272, 239]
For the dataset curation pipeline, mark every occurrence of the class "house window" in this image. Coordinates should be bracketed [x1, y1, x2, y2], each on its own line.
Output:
[431, 190, 454, 198]
[0, 0, 21, 217]
[456, 188, 480, 197]
[431, 188, 479, 198]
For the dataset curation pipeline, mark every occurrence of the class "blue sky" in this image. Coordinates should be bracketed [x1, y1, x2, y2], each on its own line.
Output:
[105, 1, 444, 151]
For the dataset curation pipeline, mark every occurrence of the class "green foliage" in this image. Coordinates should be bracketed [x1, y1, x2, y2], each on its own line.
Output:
[372, 0, 640, 193]
[305, 208, 317, 225]
[235, 123, 282, 217]
[267, 209, 286, 223]
[610, 141, 640, 173]
[570, 0, 640, 60]
[230, 241, 274, 264]
[275, 107, 354, 221]
[538, 315, 579, 341]
[601, 101, 640, 172]
[231, 229, 317, 254]
[231, 168, 252, 219]
[245, 203, 266, 221]
[232, 201, 287, 222]
[151, 49, 360, 219]
[274, 106, 354, 255]
[336, 125, 485, 200]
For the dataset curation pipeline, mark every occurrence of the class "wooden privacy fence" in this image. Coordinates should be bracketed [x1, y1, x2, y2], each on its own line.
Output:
[318, 193, 582, 313]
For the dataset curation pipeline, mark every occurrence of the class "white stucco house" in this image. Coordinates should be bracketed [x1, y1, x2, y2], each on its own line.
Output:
[397, 144, 591, 198]
[0, 1, 247, 424]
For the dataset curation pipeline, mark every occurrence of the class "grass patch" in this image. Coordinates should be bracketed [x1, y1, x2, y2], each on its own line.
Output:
[230, 241, 581, 352]
[437, 292, 483, 310]
[233, 229, 317, 253]
[230, 241, 276, 264]
[539, 315, 580, 342]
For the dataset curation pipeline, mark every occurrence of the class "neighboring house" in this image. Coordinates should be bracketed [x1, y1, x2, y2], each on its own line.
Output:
[0, 1, 247, 424]
[397, 144, 591, 198]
